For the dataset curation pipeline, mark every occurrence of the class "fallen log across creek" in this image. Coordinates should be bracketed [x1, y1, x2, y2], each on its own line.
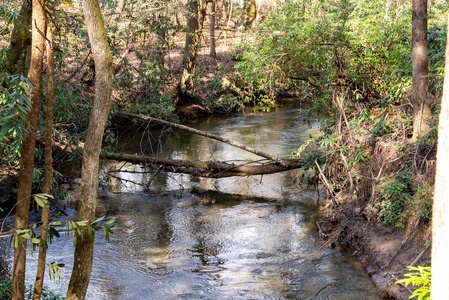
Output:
[99, 111, 307, 178]
[100, 152, 303, 178]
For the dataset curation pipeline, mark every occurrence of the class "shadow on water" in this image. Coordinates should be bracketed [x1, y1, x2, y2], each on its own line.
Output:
[8, 100, 380, 299]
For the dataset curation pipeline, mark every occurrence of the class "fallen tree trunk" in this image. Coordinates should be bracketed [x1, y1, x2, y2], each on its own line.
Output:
[101, 152, 303, 178]
[117, 111, 288, 166]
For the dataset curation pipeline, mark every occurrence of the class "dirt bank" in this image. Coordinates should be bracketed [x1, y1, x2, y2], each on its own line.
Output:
[317, 195, 431, 299]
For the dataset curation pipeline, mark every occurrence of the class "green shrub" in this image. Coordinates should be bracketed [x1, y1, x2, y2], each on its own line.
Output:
[0, 277, 65, 300]
[375, 170, 413, 227]
[0, 74, 32, 164]
[396, 265, 431, 300]
[411, 181, 433, 220]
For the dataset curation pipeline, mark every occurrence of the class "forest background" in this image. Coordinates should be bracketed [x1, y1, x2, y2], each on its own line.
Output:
[1, 0, 449, 299]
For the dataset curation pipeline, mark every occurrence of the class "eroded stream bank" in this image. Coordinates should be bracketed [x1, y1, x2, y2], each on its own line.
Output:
[3, 101, 382, 299]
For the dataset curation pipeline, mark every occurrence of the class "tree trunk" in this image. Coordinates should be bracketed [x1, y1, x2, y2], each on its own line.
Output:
[65, 0, 113, 298]
[412, 0, 431, 140]
[224, 0, 233, 45]
[3, 0, 32, 74]
[32, 25, 54, 300]
[209, 1, 216, 58]
[12, 0, 46, 298]
[245, 0, 257, 28]
[431, 14, 449, 300]
[176, 0, 207, 105]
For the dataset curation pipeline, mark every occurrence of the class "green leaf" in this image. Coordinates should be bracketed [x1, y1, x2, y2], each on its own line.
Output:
[105, 219, 116, 225]
[34, 196, 46, 208]
[33, 193, 54, 208]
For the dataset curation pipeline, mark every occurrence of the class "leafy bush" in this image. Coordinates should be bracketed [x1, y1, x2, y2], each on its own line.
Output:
[411, 181, 433, 220]
[234, 0, 419, 110]
[0, 277, 65, 300]
[396, 265, 431, 300]
[0, 73, 32, 163]
[375, 170, 413, 227]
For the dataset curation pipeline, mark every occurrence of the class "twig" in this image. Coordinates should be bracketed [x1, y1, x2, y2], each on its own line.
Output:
[340, 151, 355, 215]
[63, 50, 92, 82]
[316, 221, 325, 240]
[318, 229, 341, 250]
[315, 285, 331, 297]
[389, 273, 414, 296]
[314, 159, 339, 206]
[410, 244, 430, 266]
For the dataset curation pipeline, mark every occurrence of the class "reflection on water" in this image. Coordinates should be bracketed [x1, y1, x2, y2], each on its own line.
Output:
[109, 102, 321, 199]
[15, 101, 379, 299]
[20, 193, 379, 299]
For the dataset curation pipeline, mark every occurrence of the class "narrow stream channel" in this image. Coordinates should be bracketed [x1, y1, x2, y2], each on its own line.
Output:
[7, 100, 381, 299]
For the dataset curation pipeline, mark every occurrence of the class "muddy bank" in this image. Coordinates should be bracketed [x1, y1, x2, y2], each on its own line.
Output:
[317, 196, 431, 300]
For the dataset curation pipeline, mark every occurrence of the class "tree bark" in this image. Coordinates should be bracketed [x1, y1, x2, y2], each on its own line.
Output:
[209, 0, 216, 58]
[2, 0, 32, 74]
[102, 152, 302, 178]
[12, 0, 46, 298]
[65, 0, 113, 298]
[32, 24, 54, 300]
[412, 0, 431, 140]
[176, 0, 207, 105]
[431, 13, 449, 300]
[224, 0, 233, 45]
[245, 0, 257, 28]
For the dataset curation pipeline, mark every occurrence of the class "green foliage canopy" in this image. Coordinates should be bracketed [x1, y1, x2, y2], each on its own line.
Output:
[235, 0, 447, 110]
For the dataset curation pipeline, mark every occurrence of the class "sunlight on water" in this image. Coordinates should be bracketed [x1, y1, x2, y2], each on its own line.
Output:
[9, 102, 380, 299]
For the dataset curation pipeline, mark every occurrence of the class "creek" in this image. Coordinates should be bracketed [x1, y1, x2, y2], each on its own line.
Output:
[8, 100, 380, 299]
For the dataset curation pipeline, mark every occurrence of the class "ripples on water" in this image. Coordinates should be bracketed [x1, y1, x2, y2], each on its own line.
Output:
[15, 192, 380, 299]
[11, 102, 380, 299]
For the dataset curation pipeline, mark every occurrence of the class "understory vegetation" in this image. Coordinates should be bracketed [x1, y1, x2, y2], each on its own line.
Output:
[238, 0, 446, 227]
[234, 1, 446, 297]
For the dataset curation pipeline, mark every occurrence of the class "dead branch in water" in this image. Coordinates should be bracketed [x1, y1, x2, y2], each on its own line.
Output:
[117, 111, 289, 166]
[101, 152, 303, 178]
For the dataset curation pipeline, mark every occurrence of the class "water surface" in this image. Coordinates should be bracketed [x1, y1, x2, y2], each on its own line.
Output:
[11, 101, 380, 299]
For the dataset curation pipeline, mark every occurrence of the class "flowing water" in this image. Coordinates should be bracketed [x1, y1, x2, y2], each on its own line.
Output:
[9, 100, 380, 299]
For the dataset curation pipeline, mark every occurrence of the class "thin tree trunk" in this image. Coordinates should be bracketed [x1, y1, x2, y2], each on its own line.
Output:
[65, 0, 113, 297]
[221, 0, 228, 28]
[224, 1, 233, 45]
[12, 0, 46, 298]
[176, 0, 207, 105]
[32, 24, 54, 300]
[412, 0, 431, 140]
[245, 0, 257, 28]
[3, 0, 32, 74]
[431, 14, 449, 300]
[209, 1, 216, 58]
